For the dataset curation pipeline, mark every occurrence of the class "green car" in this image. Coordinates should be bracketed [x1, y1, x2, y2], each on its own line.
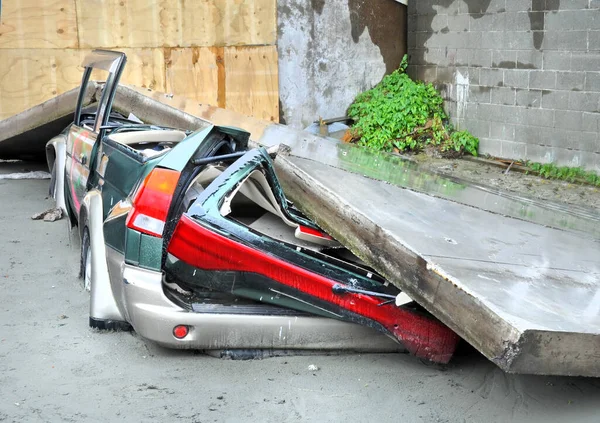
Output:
[46, 50, 458, 361]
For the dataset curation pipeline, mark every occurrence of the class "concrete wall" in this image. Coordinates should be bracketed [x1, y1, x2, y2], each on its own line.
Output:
[277, 0, 407, 129]
[407, 0, 600, 170]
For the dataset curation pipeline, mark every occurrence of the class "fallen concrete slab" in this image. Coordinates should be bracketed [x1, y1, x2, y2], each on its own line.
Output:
[275, 154, 600, 377]
[0, 85, 96, 161]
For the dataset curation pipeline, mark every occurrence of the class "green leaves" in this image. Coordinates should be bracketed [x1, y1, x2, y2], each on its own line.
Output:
[347, 55, 479, 157]
[528, 162, 600, 186]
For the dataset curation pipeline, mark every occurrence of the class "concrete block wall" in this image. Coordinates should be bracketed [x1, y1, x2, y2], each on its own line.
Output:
[407, 0, 600, 170]
[277, 0, 407, 129]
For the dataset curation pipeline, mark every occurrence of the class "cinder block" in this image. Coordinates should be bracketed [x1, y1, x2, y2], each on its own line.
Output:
[467, 85, 491, 104]
[516, 89, 542, 108]
[480, 68, 504, 86]
[477, 103, 503, 122]
[446, 14, 470, 31]
[505, 31, 535, 50]
[541, 90, 569, 109]
[468, 49, 492, 68]
[568, 91, 600, 112]
[470, 12, 505, 31]
[543, 51, 572, 71]
[545, 10, 594, 31]
[504, 70, 530, 88]
[501, 140, 527, 159]
[492, 50, 517, 69]
[504, 12, 532, 31]
[517, 50, 543, 69]
[463, 118, 491, 138]
[505, 0, 534, 12]
[554, 110, 583, 131]
[481, 31, 505, 49]
[571, 53, 600, 72]
[589, 31, 600, 51]
[559, 0, 593, 11]
[479, 138, 503, 157]
[582, 112, 600, 132]
[556, 71, 585, 91]
[490, 122, 516, 141]
[515, 124, 548, 144]
[591, 0, 600, 9]
[572, 131, 600, 153]
[454, 49, 470, 67]
[525, 108, 555, 127]
[542, 31, 588, 51]
[425, 48, 455, 67]
[529, 70, 556, 89]
[491, 87, 517, 105]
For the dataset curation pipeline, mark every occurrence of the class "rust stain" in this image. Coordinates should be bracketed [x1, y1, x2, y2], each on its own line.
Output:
[211, 46, 226, 109]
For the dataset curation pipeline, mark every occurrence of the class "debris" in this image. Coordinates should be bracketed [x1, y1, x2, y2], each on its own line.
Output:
[58, 314, 68, 319]
[307, 364, 319, 371]
[0, 171, 51, 180]
[31, 207, 63, 222]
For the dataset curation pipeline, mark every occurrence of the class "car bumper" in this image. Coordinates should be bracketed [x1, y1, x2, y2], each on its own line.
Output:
[122, 264, 404, 352]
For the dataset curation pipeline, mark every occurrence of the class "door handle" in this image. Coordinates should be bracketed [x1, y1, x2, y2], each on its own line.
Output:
[80, 153, 87, 165]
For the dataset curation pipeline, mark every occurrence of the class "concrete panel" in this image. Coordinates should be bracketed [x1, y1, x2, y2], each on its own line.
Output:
[275, 152, 600, 376]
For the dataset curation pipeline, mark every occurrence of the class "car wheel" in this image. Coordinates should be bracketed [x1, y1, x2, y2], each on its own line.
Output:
[80, 227, 92, 292]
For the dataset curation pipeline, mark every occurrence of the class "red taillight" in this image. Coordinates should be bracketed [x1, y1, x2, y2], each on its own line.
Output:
[173, 325, 189, 339]
[126, 168, 180, 237]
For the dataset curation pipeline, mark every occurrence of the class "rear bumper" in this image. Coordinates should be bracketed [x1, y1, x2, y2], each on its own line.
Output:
[121, 264, 404, 352]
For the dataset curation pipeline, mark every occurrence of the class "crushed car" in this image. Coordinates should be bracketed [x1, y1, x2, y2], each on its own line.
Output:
[46, 49, 459, 362]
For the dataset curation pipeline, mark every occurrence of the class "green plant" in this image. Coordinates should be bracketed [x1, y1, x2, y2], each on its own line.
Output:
[449, 130, 479, 157]
[347, 55, 479, 157]
[527, 162, 600, 186]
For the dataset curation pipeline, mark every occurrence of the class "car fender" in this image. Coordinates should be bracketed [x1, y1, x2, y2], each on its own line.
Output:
[82, 190, 125, 323]
[45, 134, 67, 213]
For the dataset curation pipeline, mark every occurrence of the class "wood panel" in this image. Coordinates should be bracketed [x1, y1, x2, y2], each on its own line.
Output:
[0, 48, 169, 119]
[0, 0, 78, 49]
[0, 49, 84, 119]
[225, 46, 279, 122]
[165, 47, 220, 107]
[119, 48, 165, 91]
[76, 0, 276, 48]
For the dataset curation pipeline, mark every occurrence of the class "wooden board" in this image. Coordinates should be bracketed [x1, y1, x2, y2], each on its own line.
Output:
[0, 49, 84, 119]
[76, 0, 276, 48]
[0, 48, 168, 119]
[0, 0, 78, 49]
[225, 46, 279, 122]
[165, 47, 220, 108]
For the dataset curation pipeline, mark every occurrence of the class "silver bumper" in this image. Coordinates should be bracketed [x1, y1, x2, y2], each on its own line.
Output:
[122, 264, 404, 352]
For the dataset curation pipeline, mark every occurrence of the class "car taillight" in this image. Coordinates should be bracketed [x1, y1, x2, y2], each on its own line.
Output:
[126, 168, 180, 237]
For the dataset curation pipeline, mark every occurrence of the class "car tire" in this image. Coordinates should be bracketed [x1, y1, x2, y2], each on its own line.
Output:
[80, 227, 92, 292]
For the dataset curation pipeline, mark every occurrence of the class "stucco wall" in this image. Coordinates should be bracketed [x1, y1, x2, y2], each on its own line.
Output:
[277, 0, 407, 129]
[408, 0, 600, 170]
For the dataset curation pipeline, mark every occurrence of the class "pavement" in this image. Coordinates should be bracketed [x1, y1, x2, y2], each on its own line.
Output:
[2, 162, 600, 422]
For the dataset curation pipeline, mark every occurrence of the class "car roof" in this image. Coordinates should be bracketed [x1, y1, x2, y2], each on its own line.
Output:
[81, 49, 126, 73]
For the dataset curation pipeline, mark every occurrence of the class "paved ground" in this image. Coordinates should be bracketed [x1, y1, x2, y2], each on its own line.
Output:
[1, 165, 600, 422]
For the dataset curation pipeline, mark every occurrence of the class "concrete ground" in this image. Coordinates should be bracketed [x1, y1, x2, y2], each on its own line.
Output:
[1, 164, 600, 423]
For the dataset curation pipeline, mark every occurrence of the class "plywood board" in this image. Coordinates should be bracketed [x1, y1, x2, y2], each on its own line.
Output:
[0, 49, 84, 119]
[0, 48, 170, 120]
[119, 48, 166, 91]
[76, 0, 276, 48]
[225, 46, 279, 122]
[165, 47, 220, 107]
[0, 0, 78, 49]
